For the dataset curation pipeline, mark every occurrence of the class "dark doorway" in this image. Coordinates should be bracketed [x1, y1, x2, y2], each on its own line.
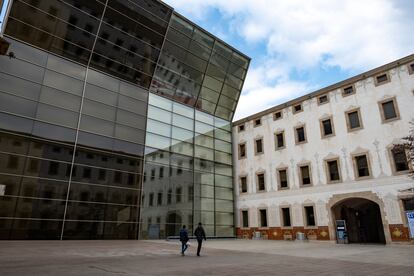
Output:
[332, 198, 386, 244]
[165, 212, 182, 237]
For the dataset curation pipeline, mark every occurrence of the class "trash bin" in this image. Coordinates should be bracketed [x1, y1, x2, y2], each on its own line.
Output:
[253, 231, 261, 239]
[296, 232, 305, 241]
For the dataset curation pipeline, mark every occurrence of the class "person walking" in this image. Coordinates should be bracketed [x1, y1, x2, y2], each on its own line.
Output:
[194, 222, 206, 256]
[179, 225, 189, 256]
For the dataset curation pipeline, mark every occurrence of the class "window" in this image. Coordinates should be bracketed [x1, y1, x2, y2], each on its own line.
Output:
[149, 193, 154, 206]
[277, 168, 289, 189]
[82, 168, 91, 178]
[242, 210, 249, 228]
[238, 124, 245, 132]
[293, 104, 303, 114]
[375, 73, 390, 86]
[408, 63, 414, 75]
[176, 187, 182, 203]
[238, 143, 246, 159]
[157, 192, 162, 205]
[254, 118, 261, 127]
[402, 198, 414, 211]
[304, 206, 316, 227]
[325, 159, 341, 183]
[98, 169, 106, 180]
[379, 98, 400, 122]
[273, 111, 282, 120]
[346, 108, 363, 131]
[299, 165, 312, 186]
[257, 173, 265, 191]
[167, 189, 172, 204]
[188, 186, 193, 202]
[48, 161, 59, 175]
[318, 95, 329, 105]
[240, 176, 248, 193]
[295, 125, 307, 144]
[342, 85, 355, 97]
[7, 155, 19, 169]
[353, 154, 371, 179]
[255, 138, 263, 154]
[320, 117, 334, 137]
[275, 131, 285, 149]
[259, 209, 268, 227]
[391, 147, 409, 173]
[281, 207, 291, 227]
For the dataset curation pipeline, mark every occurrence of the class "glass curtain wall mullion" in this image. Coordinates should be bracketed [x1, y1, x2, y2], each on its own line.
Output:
[60, 0, 110, 240]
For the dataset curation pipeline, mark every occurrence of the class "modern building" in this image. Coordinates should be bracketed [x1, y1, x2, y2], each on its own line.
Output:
[0, 0, 249, 239]
[233, 56, 414, 244]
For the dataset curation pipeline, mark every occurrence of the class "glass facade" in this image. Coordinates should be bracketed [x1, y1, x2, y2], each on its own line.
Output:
[0, 0, 249, 239]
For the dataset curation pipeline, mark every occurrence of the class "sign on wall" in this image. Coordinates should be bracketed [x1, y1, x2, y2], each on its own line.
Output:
[406, 211, 414, 239]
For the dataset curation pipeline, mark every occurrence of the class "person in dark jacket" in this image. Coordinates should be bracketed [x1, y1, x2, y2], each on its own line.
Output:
[194, 222, 206, 256]
[179, 225, 189, 256]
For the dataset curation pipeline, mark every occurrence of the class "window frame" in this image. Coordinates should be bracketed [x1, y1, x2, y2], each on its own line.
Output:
[238, 124, 245, 132]
[273, 111, 283, 121]
[378, 97, 400, 123]
[294, 124, 307, 145]
[274, 130, 286, 150]
[241, 209, 249, 228]
[374, 72, 391, 86]
[345, 107, 363, 132]
[408, 63, 414, 75]
[292, 103, 303, 114]
[319, 116, 335, 138]
[352, 152, 372, 180]
[256, 172, 266, 192]
[342, 84, 356, 97]
[303, 204, 317, 228]
[388, 146, 411, 175]
[298, 163, 313, 187]
[253, 118, 262, 127]
[280, 206, 292, 228]
[239, 175, 248, 194]
[324, 157, 342, 184]
[238, 142, 246, 159]
[277, 167, 289, 190]
[258, 208, 268, 228]
[317, 94, 329, 105]
[254, 137, 264, 155]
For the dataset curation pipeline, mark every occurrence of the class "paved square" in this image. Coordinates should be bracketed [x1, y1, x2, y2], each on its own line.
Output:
[0, 240, 413, 275]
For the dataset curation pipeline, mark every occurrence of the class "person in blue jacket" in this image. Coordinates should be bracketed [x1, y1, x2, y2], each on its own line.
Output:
[179, 225, 189, 256]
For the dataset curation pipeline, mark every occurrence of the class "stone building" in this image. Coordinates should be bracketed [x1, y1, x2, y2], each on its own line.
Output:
[233, 56, 414, 244]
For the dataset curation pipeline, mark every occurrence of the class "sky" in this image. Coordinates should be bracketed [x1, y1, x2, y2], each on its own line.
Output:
[163, 0, 414, 121]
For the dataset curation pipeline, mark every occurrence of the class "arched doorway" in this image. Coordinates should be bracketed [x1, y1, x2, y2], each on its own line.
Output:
[166, 212, 182, 237]
[332, 198, 386, 244]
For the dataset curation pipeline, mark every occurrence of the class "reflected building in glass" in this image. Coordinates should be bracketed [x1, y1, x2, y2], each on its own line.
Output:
[0, 0, 249, 239]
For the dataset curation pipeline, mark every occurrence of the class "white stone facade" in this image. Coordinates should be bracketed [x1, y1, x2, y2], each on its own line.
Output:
[232, 57, 414, 243]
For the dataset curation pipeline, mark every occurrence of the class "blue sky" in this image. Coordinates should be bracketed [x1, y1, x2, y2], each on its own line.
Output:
[165, 0, 414, 121]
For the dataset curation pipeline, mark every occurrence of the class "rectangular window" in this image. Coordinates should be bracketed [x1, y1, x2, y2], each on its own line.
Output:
[254, 118, 261, 127]
[299, 165, 312, 186]
[257, 173, 265, 191]
[346, 109, 362, 131]
[282, 207, 291, 227]
[167, 189, 172, 204]
[304, 206, 316, 226]
[188, 186, 193, 202]
[391, 147, 409, 172]
[82, 168, 91, 179]
[318, 95, 329, 105]
[354, 154, 370, 178]
[275, 131, 285, 149]
[259, 209, 267, 227]
[157, 192, 162, 206]
[176, 187, 182, 203]
[293, 104, 302, 113]
[238, 143, 246, 159]
[408, 63, 414, 75]
[278, 169, 288, 189]
[380, 98, 399, 122]
[238, 124, 245, 132]
[240, 176, 248, 193]
[321, 118, 334, 137]
[48, 161, 59, 175]
[7, 155, 19, 169]
[295, 126, 307, 144]
[255, 138, 263, 154]
[326, 159, 341, 183]
[273, 111, 282, 120]
[149, 193, 154, 206]
[242, 210, 249, 228]
[342, 85, 355, 96]
[375, 73, 390, 86]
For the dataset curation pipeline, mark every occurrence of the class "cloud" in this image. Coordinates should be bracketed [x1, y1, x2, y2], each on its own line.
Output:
[164, 0, 414, 120]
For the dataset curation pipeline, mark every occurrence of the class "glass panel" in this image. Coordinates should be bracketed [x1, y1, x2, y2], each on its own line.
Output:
[0, 72, 42, 101]
[171, 127, 193, 142]
[194, 145, 214, 161]
[146, 133, 170, 150]
[79, 115, 114, 137]
[195, 134, 214, 148]
[39, 86, 81, 112]
[149, 93, 173, 111]
[36, 103, 79, 128]
[0, 93, 37, 118]
[82, 99, 116, 121]
[172, 114, 193, 131]
[148, 105, 172, 123]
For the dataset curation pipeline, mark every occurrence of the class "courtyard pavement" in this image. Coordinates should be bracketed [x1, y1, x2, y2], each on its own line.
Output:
[0, 239, 413, 275]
